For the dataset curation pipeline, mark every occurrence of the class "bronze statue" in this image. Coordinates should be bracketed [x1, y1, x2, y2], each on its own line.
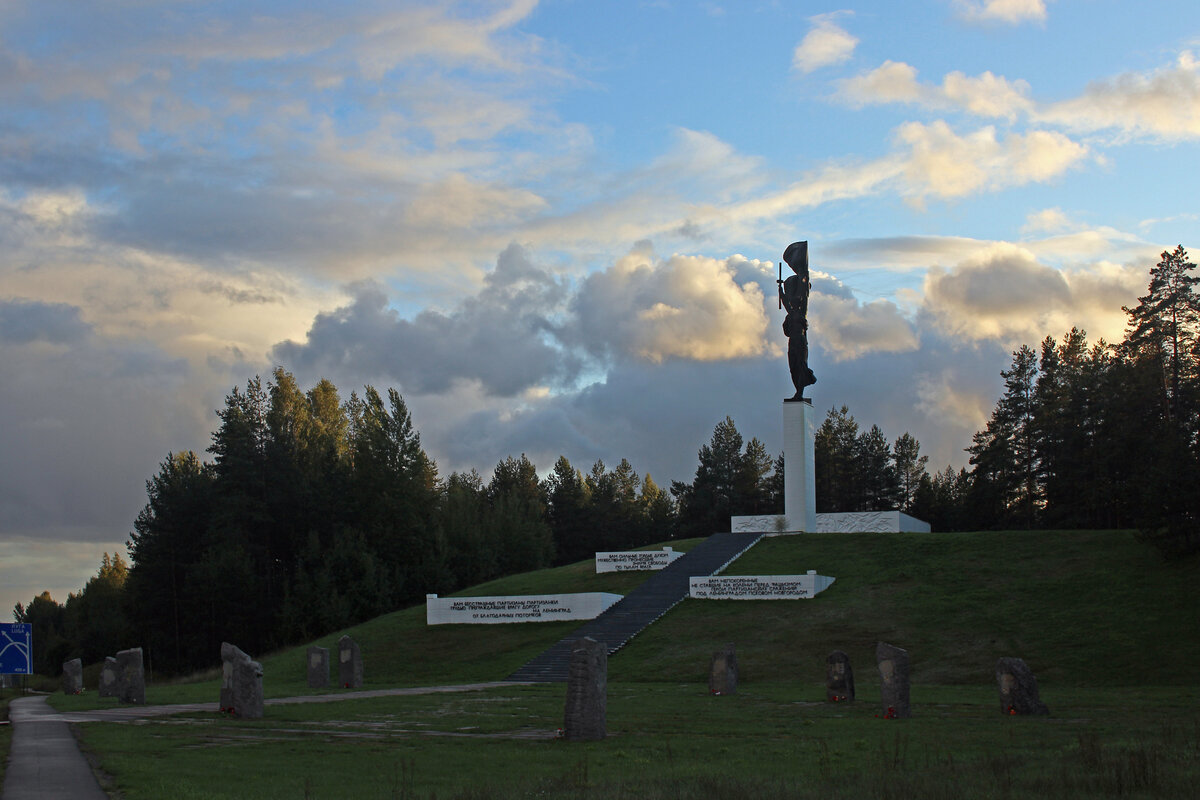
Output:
[779, 241, 816, 402]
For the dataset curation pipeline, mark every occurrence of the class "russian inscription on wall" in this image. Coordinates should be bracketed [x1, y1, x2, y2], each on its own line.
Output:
[689, 572, 834, 600]
[426, 592, 622, 625]
[594, 547, 681, 573]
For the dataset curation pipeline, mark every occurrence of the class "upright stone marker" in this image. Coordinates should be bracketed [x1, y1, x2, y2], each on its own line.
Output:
[996, 657, 1049, 716]
[876, 642, 910, 718]
[826, 650, 854, 702]
[116, 647, 145, 704]
[708, 643, 738, 695]
[307, 646, 330, 688]
[220, 642, 264, 718]
[338, 635, 363, 688]
[563, 637, 606, 742]
[232, 656, 264, 719]
[61, 658, 83, 694]
[99, 656, 120, 698]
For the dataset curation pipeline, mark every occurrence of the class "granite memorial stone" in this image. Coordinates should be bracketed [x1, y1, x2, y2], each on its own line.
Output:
[220, 642, 264, 718]
[116, 647, 145, 704]
[709, 643, 738, 695]
[995, 657, 1049, 716]
[232, 654, 265, 719]
[61, 658, 82, 694]
[876, 642, 910, 718]
[221, 642, 249, 710]
[563, 637, 606, 742]
[99, 656, 119, 698]
[338, 635, 363, 688]
[307, 646, 330, 689]
[826, 650, 854, 702]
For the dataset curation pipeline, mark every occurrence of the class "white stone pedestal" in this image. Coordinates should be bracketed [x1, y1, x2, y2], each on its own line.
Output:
[730, 399, 817, 533]
[783, 399, 817, 532]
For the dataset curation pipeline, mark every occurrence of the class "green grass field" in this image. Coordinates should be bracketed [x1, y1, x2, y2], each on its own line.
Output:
[35, 532, 1200, 797]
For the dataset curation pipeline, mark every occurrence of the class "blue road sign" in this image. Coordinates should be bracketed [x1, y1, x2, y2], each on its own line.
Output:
[0, 623, 32, 674]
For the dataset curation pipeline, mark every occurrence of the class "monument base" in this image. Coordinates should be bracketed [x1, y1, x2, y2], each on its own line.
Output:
[731, 510, 931, 534]
[784, 399, 817, 531]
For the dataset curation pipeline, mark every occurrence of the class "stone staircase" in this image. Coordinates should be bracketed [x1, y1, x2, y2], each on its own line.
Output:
[504, 531, 764, 682]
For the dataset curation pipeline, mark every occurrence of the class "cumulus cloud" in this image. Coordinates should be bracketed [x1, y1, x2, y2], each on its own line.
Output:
[840, 52, 1200, 144]
[1037, 51, 1200, 142]
[840, 61, 1033, 120]
[275, 243, 781, 401]
[919, 243, 1144, 344]
[793, 13, 858, 74]
[894, 121, 1087, 201]
[1021, 207, 1073, 234]
[954, 0, 1048, 25]
[273, 244, 577, 397]
[812, 294, 920, 361]
[571, 245, 772, 364]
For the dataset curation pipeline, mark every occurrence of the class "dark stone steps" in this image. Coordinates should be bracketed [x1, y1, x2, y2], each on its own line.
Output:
[504, 531, 764, 682]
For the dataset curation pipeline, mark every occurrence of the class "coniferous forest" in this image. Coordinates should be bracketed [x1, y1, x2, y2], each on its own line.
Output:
[14, 246, 1199, 675]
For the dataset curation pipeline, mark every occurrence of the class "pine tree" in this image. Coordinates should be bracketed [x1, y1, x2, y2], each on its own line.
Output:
[892, 432, 929, 513]
[671, 417, 773, 535]
[1123, 245, 1200, 425]
[967, 345, 1039, 528]
[544, 456, 593, 564]
[488, 455, 554, 573]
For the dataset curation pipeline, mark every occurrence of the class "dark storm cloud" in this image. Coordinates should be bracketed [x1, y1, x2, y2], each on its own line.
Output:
[0, 333, 195, 537]
[0, 299, 92, 344]
[272, 244, 581, 397]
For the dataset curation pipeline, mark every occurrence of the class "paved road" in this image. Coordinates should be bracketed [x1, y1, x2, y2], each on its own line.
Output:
[3, 696, 107, 800]
[2, 681, 529, 799]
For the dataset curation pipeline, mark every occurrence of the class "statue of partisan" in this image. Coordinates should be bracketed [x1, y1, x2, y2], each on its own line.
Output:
[779, 241, 816, 402]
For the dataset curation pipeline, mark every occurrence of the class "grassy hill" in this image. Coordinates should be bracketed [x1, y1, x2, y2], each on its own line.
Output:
[49, 529, 1200, 708]
[258, 529, 1197, 694]
[613, 530, 1200, 686]
[47, 530, 1200, 799]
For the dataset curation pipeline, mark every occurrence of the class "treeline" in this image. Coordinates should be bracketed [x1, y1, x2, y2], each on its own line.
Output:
[963, 246, 1200, 551]
[14, 370, 694, 675]
[806, 246, 1200, 542]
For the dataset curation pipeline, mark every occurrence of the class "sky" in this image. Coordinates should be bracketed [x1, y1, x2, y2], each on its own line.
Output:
[2, 0, 1199, 619]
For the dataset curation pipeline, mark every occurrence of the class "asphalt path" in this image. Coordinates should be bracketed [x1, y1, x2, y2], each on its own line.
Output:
[2, 681, 528, 799]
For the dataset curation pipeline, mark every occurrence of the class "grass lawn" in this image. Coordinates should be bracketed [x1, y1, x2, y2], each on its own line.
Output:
[74, 680, 1200, 799]
[614, 530, 1200, 686]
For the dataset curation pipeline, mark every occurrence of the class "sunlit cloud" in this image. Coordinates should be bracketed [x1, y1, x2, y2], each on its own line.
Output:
[953, 0, 1048, 25]
[894, 121, 1087, 202]
[840, 61, 1033, 121]
[919, 243, 1144, 345]
[572, 246, 772, 364]
[1037, 51, 1200, 142]
[812, 293, 919, 361]
[793, 13, 858, 74]
[1021, 207, 1073, 234]
[841, 51, 1200, 143]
